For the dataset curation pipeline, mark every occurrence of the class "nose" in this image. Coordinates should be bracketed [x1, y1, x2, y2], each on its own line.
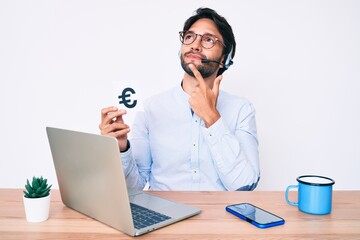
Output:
[190, 35, 202, 52]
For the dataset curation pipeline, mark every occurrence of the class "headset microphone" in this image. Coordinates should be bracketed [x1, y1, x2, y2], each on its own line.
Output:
[201, 58, 233, 69]
[201, 45, 234, 69]
[201, 47, 234, 70]
[201, 58, 223, 65]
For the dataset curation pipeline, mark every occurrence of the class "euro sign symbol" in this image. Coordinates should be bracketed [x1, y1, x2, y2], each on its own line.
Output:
[118, 87, 137, 108]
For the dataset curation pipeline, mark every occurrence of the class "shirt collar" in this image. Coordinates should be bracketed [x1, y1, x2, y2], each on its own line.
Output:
[177, 80, 190, 101]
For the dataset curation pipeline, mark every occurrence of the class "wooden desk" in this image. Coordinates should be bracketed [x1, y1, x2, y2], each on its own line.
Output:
[0, 189, 359, 239]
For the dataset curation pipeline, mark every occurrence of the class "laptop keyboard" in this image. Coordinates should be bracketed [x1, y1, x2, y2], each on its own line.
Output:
[130, 203, 171, 229]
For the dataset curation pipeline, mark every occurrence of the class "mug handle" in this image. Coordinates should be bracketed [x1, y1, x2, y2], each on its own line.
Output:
[285, 185, 298, 206]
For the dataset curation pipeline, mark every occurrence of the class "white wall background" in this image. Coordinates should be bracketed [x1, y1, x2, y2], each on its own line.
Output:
[1, 0, 359, 190]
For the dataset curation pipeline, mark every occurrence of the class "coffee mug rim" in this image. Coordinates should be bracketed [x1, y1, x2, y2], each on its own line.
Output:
[297, 175, 335, 186]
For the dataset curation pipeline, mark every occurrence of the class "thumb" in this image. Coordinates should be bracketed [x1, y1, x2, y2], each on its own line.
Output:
[212, 75, 223, 97]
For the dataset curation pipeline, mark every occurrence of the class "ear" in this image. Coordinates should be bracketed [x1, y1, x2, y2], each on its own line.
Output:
[220, 55, 225, 64]
[220, 55, 225, 68]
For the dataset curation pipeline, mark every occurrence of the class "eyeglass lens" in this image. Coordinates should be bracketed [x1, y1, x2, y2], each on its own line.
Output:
[181, 31, 217, 49]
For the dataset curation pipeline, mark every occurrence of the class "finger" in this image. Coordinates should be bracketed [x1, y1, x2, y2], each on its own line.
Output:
[100, 122, 129, 135]
[189, 64, 206, 87]
[99, 106, 117, 130]
[110, 128, 131, 139]
[100, 108, 127, 129]
[105, 129, 129, 139]
[108, 122, 131, 138]
[110, 109, 126, 122]
[101, 106, 118, 122]
[212, 75, 223, 98]
[107, 109, 127, 124]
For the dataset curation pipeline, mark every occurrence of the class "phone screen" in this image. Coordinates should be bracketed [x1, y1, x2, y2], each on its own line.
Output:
[226, 203, 285, 228]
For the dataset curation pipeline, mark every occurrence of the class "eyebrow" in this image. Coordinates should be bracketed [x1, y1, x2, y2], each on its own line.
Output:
[187, 30, 223, 41]
[187, 29, 216, 36]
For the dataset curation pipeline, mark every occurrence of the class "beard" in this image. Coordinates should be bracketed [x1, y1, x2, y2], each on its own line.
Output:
[180, 54, 221, 78]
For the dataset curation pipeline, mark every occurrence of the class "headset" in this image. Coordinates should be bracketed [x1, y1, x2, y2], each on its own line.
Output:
[223, 46, 234, 69]
[201, 45, 234, 70]
[179, 45, 234, 70]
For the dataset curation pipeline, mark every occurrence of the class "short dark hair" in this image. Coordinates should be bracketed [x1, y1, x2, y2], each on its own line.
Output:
[183, 7, 236, 75]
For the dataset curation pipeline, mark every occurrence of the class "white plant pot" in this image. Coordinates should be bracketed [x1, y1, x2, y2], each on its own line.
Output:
[23, 194, 51, 223]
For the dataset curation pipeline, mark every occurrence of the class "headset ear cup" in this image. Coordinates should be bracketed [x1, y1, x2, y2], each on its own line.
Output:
[223, 46, 234, 69]
[224, 55, 231, 69]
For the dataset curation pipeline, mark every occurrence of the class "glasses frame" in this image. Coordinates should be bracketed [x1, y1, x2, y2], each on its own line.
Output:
[179, 31, 226, 49]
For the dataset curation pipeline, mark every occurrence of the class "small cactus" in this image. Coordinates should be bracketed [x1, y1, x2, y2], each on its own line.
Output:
[24, 176, 52, 198]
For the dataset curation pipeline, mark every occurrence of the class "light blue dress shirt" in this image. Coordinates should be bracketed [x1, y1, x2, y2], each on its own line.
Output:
[120, 85, 260, 191]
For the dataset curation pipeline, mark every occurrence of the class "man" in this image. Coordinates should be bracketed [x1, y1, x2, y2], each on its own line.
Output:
[99, 8, 260, 191]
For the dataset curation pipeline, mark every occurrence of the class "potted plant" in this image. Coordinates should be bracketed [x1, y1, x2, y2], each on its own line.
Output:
[23, 176, 52, 223]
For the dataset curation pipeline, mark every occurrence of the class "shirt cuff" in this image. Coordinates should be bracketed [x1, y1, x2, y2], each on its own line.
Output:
[120, 140, 131, 153]
[201, 117, 229, 145]
[120, 142, 133, 172]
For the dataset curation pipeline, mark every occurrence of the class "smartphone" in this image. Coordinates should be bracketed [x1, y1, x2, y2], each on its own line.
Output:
[226, 203, 285, 228]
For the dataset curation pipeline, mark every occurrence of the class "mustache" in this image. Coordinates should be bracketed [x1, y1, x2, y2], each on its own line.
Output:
[184, 51, 206, 59]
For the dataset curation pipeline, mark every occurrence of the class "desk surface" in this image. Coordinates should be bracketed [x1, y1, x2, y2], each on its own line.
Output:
[0, 189, 359, 239]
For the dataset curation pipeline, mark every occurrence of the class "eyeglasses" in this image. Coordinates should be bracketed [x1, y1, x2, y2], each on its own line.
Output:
[179, 31, 226, 49]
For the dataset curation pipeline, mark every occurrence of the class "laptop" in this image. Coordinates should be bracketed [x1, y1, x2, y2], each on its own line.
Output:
[46, 127, 201, 236]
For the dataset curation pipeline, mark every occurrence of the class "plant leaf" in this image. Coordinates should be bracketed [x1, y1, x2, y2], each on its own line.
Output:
[36, 187, 44, 194]
[23, 190, 30, 198]
[40, 179, 47, 189]
[38, 191, 50, 198]
[25, 184, 34, 194]
[43, 185, 52, 193]
[32, 177, 40, 189]
[26, 179, 34, 191]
